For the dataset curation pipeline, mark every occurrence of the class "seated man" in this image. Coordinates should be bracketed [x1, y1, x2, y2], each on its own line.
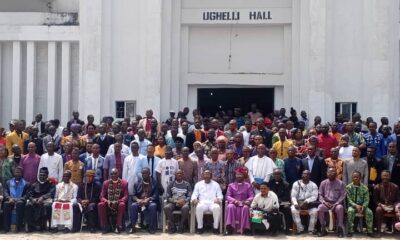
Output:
[51, 170, 80, 232]
[3, 167, 29, 233]
[374, 170, 400, 236]
[291, 170, 319, 235]
[130, 167, 159, 234]
[98, 168, 128, 233]
[25, 167, 56, 232]
[317, 167, 346, 238]
[224, 167, 254, 235]
[250, 182, 281, 236]
[346, 171, 374, 237]
[191, 170, 223, 234]
[164, 169, 192, 233]
[268, 168, 292, 234]
[77, 170, 101, 233]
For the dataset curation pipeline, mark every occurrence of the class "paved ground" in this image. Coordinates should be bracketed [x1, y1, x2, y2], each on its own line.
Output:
[0, 232, 397, 240]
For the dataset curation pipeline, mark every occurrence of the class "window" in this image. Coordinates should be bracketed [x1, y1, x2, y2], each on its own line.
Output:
[115, 101, 136, 119]
[335, 102, 357, 121]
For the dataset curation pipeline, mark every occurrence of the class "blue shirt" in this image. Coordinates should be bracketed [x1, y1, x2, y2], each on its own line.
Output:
[284, 157, 301, 186]
[363, 132, 385, 159]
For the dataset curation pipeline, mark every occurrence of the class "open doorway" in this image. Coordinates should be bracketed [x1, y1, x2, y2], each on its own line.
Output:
[197, 88, 274, 117]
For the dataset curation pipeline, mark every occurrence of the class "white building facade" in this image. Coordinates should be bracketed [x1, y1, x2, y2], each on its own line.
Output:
[0, 0, 398, 126]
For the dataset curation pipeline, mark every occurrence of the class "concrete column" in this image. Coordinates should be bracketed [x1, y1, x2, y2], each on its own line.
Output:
[11, 41, 21, 119]
[47, 42, 57, 120]
[61, 41, 71, 125]
[26, 41, 36, 124]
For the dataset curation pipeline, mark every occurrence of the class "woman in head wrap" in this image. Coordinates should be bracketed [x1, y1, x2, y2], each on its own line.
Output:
[216, 136, 228, 161]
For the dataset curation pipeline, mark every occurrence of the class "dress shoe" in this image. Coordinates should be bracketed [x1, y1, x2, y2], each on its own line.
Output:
[213, 228, 220, 235]
[196, 228, 204, 234]
[347, 232, 353, 238]
[318, 230, 327, 237]
[367, 232, 377, 238]
[337, 227, 344, 238]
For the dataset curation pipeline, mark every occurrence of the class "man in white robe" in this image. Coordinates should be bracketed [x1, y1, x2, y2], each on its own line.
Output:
[245, 144, 276, 192]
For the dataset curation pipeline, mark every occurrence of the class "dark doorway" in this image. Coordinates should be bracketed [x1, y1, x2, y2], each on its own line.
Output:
[197, 88, 274, 117]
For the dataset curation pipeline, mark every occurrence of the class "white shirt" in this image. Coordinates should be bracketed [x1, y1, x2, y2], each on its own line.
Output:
[188, 153, 210, 162]
[155, 158, 179, 191]
[245, 155, 276, 183]
[242, 130, 251, 146]
[339, 145, 354, 161]
[54, 182, 78, 204]
[38, 153, 64, 181]
[251, 191, 279, 211]
[91, 156, 99, 170]
[55, 126, 64, 138]
[123, 154, 145, 194]
[191, 180, 223, 204]
[291, 180, 319, 205]
[107, 143, 131, 156]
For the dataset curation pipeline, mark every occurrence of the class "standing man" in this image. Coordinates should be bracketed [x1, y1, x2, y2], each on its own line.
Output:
[156, 146, 179, 196]
[186, 118, 206, 152]
[191, 170, 223, 234]
[300, 144, 327, 187]
[6, 120, 28, 156]
[317, 167, 346, 238]
[246, 144, 276, 191]
[135, 144, 161, 183]
[38, 142, 63, 182]
[19, 142, 40, 183]
[84, 143, 104, 185]
[318, 124, 338, 158]
[122, 142, 144, 194]
[178, 147, 198, 186]
[66, 111, 85, 130]
[64, 147, 84, 185]
[272, 128, 293, 160]
[93, 124, 115, 157]
[251, 118, 273, 148]
[343, 147, 368, 186]
[103, 143, 127, 180]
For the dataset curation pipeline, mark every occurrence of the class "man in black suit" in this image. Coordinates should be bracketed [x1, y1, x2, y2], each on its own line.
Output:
[93, 124, 115, 157]
[32, 113, 46, 137]
[186, 118, 206, 152]
[381, 142, 400, 186]
[66, 110, 85, 130]
[250, 117, 273, 148]
[300, 144, 327, 186]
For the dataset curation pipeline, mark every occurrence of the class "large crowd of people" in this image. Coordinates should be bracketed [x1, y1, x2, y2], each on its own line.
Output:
[0, 105, 399, 238]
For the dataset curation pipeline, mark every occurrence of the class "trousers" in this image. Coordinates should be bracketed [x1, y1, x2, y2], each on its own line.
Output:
[195, 202, 221, 229]
[291, 206, 318, 232]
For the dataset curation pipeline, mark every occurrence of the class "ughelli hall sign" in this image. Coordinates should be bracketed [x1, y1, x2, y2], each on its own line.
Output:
[202, 11, 272, 21]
